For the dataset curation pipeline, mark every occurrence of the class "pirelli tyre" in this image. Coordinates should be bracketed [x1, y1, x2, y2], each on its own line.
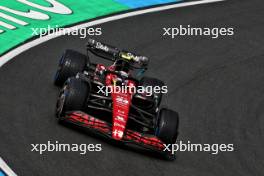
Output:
[54, 49, 89, 86]
[56, 78, 90, 117]
[156, 108, 179, 144]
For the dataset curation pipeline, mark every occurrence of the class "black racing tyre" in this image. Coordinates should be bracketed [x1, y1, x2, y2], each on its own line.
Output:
[54, 49, 88, 86]
[56, 78, 90, 117]
[156, 108, 179, 144]
[140, 77, 165, 107]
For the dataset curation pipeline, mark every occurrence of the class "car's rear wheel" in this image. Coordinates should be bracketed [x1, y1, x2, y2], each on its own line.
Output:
[155, 108, 179, 144]
[54, 50, 89, 86]
[56, 78, 90, 117]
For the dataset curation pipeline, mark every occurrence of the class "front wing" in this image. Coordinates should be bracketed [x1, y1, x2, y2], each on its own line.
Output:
[60, 111, 168, 154]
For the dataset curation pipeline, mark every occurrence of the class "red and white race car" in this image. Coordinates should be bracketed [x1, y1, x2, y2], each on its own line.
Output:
[54, 39, 179, 159]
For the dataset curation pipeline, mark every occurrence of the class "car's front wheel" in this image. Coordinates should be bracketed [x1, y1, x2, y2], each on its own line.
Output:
[155, 108, 179, 144]
[54, 50, 89, 86]
[56, 78, 90, 118]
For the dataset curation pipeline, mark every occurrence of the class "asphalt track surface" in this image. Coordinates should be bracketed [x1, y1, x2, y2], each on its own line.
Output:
[1, 0, 264, 175]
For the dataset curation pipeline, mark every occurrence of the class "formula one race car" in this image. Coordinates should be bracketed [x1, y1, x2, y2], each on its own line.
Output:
[54, 39, 179, 159]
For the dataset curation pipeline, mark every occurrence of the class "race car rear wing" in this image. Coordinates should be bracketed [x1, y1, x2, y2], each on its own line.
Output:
[87, 38, 119, 61]
[86, 39, 149, 68]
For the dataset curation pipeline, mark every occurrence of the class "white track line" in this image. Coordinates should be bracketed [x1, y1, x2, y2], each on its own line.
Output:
[0, 157, 17, 176]
[0, 0, 225, 67]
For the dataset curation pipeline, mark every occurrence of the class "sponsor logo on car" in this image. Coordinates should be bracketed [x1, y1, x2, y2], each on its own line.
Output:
[114, 122, 125, 128]
[116, 96, 129, 104]
[95, 42, 109, 52]
[113, 129, 124, 138]
[116, 116, 125, 122]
